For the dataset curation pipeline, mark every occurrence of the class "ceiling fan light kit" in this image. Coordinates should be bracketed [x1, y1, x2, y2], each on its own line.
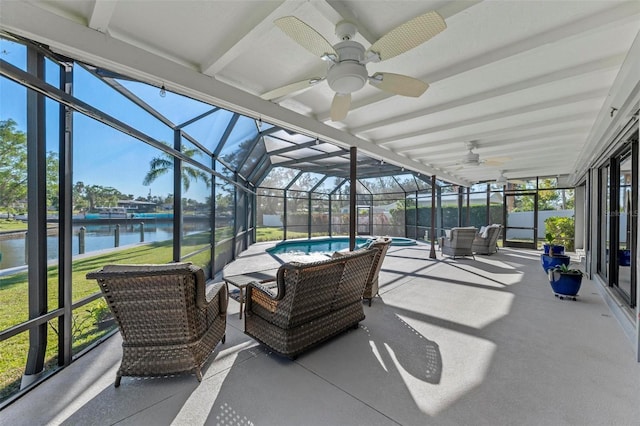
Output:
[266, 11, 447, 121]
[463, 151, 481, 166]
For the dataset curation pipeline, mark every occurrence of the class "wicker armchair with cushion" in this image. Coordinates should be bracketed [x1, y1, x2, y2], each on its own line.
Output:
[244, 247, 378, 359]
[472, 224, 502, 255]
[440, 227, 477, 259]
[86, 263, 227, 387]
[361, 237, 392, 306]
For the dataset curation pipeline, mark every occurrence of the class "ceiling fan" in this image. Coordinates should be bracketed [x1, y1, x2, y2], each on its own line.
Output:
[261, 11, 447, 121]
[455, 142, 510, 168]
[495, 170, 527, 186]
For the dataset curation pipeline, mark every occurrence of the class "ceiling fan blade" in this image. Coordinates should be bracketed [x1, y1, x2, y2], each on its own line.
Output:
[369, 72, 428, 97]
[366, 11, 446, 61]
[330, 93, 351, 121]
[260, 77, 323, 101]
[484, 157, 511, 166]
[274, 16, 337, 58]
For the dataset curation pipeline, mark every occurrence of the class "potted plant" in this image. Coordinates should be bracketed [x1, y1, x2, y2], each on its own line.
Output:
[618, 248, 631, 266]
[548, 263, 583, 300]
[543, 232, 564, 256]
[541, 251, 570, 272]
[541, 232, 569, 272]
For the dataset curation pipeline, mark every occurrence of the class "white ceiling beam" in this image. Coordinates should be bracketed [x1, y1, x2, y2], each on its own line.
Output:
[0, 0, 469, 187]
[367, 88, 608, 144]
[314, 1, 377, 45]
[428, 137, 575, 168]
[201, 0, 303, 76]
[570, 29, 640, 184]
[413, 132, 590, 162]
[363, 55, 622, 140]
[88, 0, 117, 34]
[317, 0, 640, 122]
[395, 125, 592, 157]
[398, 112, 597, 155]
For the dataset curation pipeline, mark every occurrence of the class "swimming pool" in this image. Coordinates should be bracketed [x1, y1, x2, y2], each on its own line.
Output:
[266, 236, 417, 255]
[267, 237, 370, 255]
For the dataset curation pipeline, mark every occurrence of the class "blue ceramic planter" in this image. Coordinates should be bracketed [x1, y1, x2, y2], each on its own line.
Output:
[540, 254, 570, 273]
[618, 249, 631, 266]
[543, 244, 565, 255]
[549, 269, 582, 297]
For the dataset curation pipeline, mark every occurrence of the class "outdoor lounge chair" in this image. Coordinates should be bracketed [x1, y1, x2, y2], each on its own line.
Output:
[86, 263, 227, 387]
[244, 247, 378, 359]
[472, 224, 502, 255]
[440, 227, 477, 259]
[362, 236, 392, 306]
[331, 236, 392, 306]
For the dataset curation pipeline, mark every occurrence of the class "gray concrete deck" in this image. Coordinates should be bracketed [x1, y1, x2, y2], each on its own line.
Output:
[3, 243, 639, 425]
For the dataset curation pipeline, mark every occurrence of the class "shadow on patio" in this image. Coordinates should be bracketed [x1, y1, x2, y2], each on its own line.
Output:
[3, 245, 639, 425]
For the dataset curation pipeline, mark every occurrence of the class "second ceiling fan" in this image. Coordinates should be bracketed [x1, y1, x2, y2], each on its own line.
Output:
[261, 11, 447, 121]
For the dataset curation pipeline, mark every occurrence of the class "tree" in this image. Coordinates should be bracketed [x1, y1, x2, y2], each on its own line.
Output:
[73, 183, 126, 212]
[0, 119, 60, 214]
[143, 144, 210, 192]
[0, 119, 27, 214]
[46, 151, 59, 210]
[73, 181, 89, 212]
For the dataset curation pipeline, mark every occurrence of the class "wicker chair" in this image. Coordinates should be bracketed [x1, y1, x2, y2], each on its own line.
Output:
[244, 247, 378, 359]
[472, 225, 502, 255]
[440, 227, 477, 259]
[86, 263, 227, 387]
[362, 237, 392, 306]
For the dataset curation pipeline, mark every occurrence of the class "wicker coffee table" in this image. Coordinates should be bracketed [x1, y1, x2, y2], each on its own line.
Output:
[223, 269, 278, 319]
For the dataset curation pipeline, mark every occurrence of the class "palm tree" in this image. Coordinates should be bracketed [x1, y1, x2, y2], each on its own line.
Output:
[143, 145, 211, 191]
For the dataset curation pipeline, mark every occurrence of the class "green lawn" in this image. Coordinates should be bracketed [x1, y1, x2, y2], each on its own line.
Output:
[0, 240, 175, 403]
[0, 226, 326, 402]
[255, 227, 328, 242]
[0, 219, 27, 232]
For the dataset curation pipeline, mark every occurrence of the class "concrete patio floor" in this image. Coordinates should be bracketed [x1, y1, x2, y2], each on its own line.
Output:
[3, 243, 640, 425]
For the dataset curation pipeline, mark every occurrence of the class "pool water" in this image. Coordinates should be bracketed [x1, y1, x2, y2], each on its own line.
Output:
[267, 237, 371, 255]
[266, 236, 417, 255]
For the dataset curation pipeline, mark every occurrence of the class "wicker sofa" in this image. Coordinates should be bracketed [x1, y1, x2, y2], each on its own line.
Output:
[440, 227, 477, 259]
[472, 224, 502, 255]
[244, 247, 378, 358]
[86, 263, 227, 387]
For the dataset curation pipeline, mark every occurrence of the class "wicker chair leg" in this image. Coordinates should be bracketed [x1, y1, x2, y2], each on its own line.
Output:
[114, 374, 121, 388]
[368, 298, 372, 307]
[195, 368, 203, 382]
[222, 334, 226, 344]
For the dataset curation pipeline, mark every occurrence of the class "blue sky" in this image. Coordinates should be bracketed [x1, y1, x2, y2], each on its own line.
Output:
[1, 37, 247, 202]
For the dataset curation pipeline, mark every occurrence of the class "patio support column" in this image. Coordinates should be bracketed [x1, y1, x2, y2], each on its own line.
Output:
[437, 186, 443, 238]
[466, 186, 471, 226]
[414, 190, 419, 240]
[23, 47, 47, 387]
[58, 61, 73, 367]
[457, 185, 463, 226]
[349, 147, 356, 251]
[328, 195, 332, 237]
[283, 190, 287, 240]
[429, 175, 437, 259]
[486, 184, 491, 224]
[211, 155, 216, 275]
[173, 129, 182, 262]
[308, 192, 312, 238]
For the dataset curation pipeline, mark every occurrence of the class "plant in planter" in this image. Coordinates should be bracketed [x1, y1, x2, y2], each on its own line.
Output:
[548, 263, 583, 300]
[543, 232, 564, 256]
[541, 232, 569, 272]
[541, 251, 570, 272]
